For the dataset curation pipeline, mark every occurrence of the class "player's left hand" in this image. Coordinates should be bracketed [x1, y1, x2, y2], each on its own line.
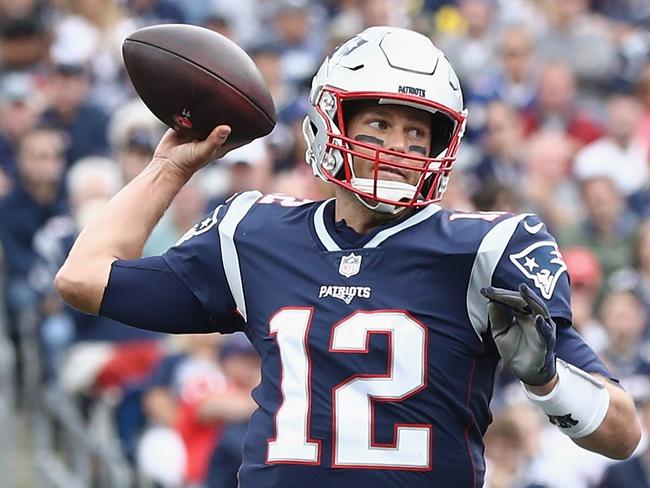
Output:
[481, 283, 557, 387]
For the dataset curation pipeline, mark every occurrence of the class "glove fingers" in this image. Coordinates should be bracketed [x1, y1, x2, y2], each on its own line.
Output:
[487, 302, 514, 335]
[481, 286, 528, 311]
[519, 283, 549, 318]
[534, 314, 555, 343]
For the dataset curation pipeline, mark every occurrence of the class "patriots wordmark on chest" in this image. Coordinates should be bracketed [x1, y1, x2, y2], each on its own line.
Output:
[339, 252, 362, 277]
[319, 285, 372, 304]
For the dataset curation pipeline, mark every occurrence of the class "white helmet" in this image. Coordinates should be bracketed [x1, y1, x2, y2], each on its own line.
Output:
[303, 26, 467, 213]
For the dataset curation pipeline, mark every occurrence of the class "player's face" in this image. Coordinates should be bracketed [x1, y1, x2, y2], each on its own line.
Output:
[346, 102, 432, 187]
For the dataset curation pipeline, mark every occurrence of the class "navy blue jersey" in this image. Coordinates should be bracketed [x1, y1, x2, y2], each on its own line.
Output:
[161, 191, 611, 488]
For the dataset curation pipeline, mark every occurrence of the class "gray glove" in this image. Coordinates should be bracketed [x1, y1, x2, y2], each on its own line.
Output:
[481, 283, 557, 386]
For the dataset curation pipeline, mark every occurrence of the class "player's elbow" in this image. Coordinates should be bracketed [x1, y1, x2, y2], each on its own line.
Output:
[55, 263, 86, 309]
[610, 423, 642, 460]
[612, 393, 643, 460]
[599, 412, 642, 460]
[55, 259, 108, 315]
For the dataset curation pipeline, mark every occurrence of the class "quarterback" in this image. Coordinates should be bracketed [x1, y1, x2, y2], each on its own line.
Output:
[56, 27, 640, 487]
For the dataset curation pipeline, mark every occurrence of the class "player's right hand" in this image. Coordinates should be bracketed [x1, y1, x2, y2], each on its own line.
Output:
[151, 125, 244, 178]
[481, 284, 557, 387]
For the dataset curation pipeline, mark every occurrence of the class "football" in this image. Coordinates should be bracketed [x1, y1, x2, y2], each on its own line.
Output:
[122, 24, 276, 144]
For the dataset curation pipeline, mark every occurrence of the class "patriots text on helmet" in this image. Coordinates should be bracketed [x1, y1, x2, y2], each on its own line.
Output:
[397, 85, 426, 97]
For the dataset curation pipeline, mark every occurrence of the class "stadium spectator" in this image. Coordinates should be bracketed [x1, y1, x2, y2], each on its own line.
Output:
[40, 62, 111, 165]
[203, 139, 273, 208]
[558, 175, 638, 280]
[49, 0, 137, 110]
[598, 287, 650, 380]
[597, 377, 650, 488]
[471, 180, 519, 213]
[562, 246, 608, 353]
[251, 45, 300, 124]
[573, 94, 648, 197]
[439, 167, 476, 211]
[138, 333, 256, 486]
[522, 63, 604, 148]
[522, 131, 580, 233]
[125, 0, 187, 26]
[607, 17, 650, 91]
[144, 181, 208, 256]
[483, 413, 529, 488]
[537, 0, 618, 108]
[0, 71, 41, 194]
[607, 220, 650, 315]
[201, 12, 235, 40]
[357, 0, 410, 29]
[436, 0, 499, 92]
[638, 63, 650, 146]
[466, 24, 538, 139]
[204, 333, 260, 488]
[28, 156, 163, 381]
[468, 101, 526, 198]
[0, 0, 45, 28]
[0, 16, 50, 72]
[0, 125, 67, 329]
[268, 0, 324, 87]
[107, 98, 163, 184]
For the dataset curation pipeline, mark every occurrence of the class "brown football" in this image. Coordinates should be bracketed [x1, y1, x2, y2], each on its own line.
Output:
[122, 24, 276, 143]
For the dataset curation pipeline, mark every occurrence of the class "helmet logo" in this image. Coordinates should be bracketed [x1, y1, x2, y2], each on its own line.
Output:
[338, 252, 362, 278]
[398, 85, 426, 97]
[330, 37, 367, 66]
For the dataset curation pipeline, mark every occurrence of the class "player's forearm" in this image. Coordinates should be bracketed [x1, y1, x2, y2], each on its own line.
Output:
[572, 377, 641, 460]
[55, 160, 189, 314]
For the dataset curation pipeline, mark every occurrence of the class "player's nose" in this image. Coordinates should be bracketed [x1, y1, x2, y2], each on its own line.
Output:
[384, 129, 408, 154]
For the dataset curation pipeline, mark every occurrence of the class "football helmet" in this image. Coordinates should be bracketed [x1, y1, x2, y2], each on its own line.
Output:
[303, 26, 467, 214]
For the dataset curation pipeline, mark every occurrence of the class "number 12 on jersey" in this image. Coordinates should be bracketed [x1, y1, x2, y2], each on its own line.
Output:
[268, 307, 431, 470]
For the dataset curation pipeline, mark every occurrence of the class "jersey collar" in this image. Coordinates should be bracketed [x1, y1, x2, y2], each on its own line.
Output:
[312, 199, 441, 251]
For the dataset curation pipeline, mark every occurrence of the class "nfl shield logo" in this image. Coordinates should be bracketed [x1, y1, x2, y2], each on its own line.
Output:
[338, 253, 362, 278]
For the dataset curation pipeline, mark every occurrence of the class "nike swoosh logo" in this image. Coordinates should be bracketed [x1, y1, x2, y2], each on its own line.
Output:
[524, 222, 544, 234]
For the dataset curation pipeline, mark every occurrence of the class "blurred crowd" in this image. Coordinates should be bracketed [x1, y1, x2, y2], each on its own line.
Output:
[1, 0, 650, 487]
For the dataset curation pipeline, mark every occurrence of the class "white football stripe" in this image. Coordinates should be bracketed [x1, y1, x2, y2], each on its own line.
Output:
[218, 191, 262, 321]
[466, 214, 529, 338]
[313, 199, 340, 251]
[364, 204, 441, 248]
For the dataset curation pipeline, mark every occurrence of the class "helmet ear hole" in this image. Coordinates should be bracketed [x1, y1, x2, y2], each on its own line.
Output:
[429, 112, 455, 157]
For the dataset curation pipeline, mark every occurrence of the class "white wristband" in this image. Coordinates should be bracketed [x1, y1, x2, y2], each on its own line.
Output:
[523, 359, 610, 438]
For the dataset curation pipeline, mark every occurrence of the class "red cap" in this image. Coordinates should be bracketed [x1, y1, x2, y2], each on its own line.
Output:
[562, 246, 602, 288]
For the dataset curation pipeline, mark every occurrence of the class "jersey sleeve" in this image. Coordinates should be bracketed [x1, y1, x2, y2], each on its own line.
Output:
[555, 326, 617, 382]
[492, 214, 572, 323]
[161, 191, 260, 321]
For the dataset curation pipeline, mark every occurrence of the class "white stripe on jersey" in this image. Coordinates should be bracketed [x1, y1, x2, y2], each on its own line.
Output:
[364, 204, 441, 248]
[313, 200, 442, 251]
[466, 214, 530, 339]
[218, 191, 262, 321]
[314, 199, 339, 251]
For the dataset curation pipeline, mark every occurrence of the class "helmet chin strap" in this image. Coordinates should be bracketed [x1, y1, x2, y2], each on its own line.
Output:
[350, 178, 421, 214]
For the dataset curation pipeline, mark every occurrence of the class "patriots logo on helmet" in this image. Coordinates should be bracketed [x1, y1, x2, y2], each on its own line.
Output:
[509, 241, 567, 300]
[329, 36, 367, 66]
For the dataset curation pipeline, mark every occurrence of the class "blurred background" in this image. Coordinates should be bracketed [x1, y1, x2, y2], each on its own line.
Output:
[0, 0, 649, 487]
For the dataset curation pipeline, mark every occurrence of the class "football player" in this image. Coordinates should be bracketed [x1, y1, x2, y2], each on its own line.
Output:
[56, 27, 640, 487]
